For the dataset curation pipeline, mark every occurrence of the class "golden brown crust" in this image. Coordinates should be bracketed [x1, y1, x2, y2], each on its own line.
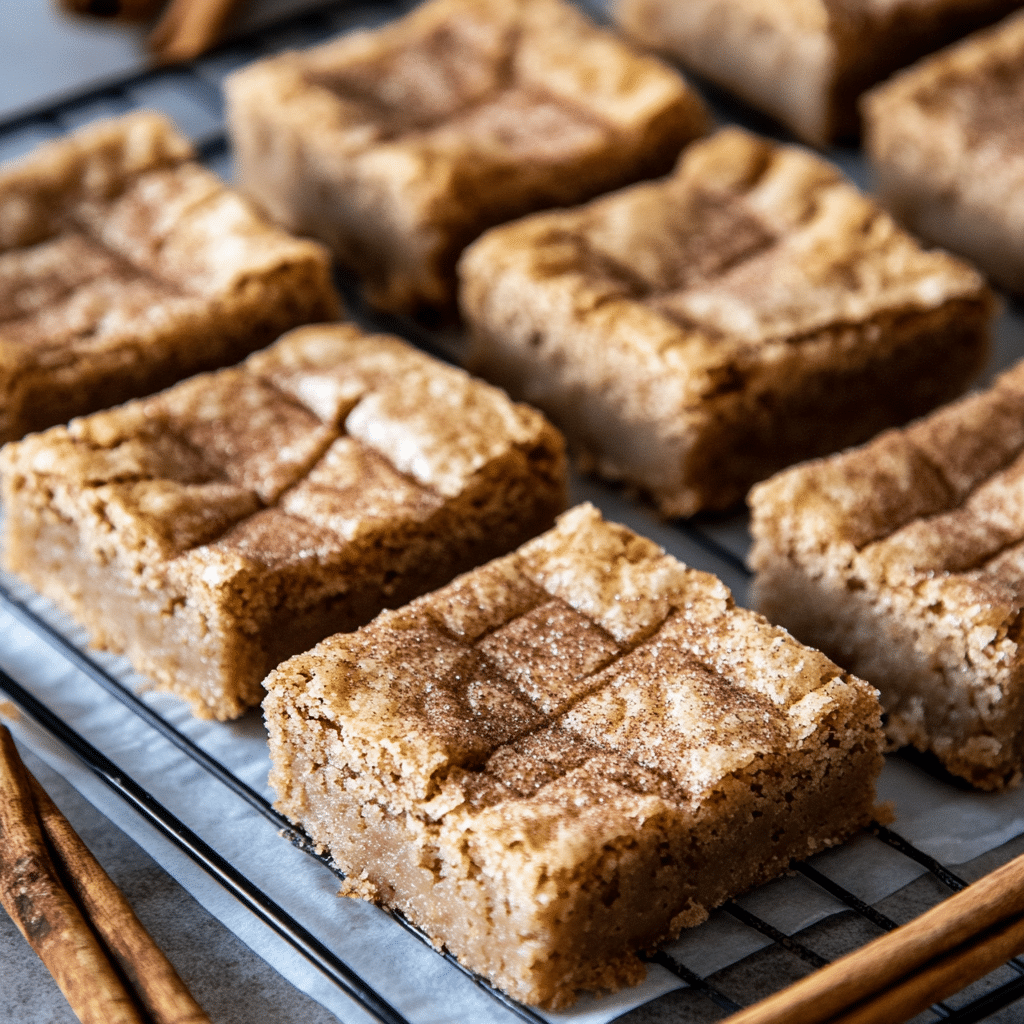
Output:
[265, 504, 884, 1007]
[225, 0, 708, 316]
[460, 127, 994, 516]
[864, 9, 1024, 294]
[750, 359, 1024, 789]
[1, 323, 567, 719]
[0, 111, 341, 443]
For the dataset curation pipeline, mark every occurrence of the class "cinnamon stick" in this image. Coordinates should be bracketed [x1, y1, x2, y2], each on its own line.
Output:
[59, 0, 165, 21]
[0, 725, 146, 1024]
[29, 776, 212, 1024]
[722, 847, 1024, 1024]
[148, 0, 245, 64]
[830, 912, 1024, 1024]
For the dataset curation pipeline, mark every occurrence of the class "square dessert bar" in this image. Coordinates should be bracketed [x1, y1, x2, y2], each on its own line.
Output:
[615, 0, 1022, 145]
[264, 503, 884, 1008]
[0, 110, 341, 445]
[460, 127, 994, 517]
[750, 359, 1024, 790]
[1, 323, 565, 720]
[614, 0, 1024, 146]
[864, 9, 1024, 295]
[224, 0, 708, 318]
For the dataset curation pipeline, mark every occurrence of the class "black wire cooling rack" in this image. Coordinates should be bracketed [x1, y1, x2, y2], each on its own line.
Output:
[4, 2, 1024, 1022]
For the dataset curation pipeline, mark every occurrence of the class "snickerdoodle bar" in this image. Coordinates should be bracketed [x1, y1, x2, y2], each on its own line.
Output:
[460, 127, 993, 517]
[751, 359, 1024, 790]
[864, 9, 1024, 295]
[264, 504, 884, 1007]
[0, 110, 340, 444]
[225, 0, 708, 317]
[1, 323, 565, 719]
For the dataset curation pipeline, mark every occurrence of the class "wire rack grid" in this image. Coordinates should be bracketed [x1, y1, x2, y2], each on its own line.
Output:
[3, 2, 1024, 1022]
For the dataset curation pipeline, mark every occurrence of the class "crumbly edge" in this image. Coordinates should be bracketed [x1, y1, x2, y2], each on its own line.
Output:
[751, 557, 1024, 790]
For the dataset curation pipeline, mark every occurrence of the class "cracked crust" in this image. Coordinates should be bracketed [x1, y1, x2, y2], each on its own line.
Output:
[460, 127, 994, 517]
[225, 0, 708, 317]
[0, 110, 341, 443]
[1, 323, 566, 720]
[265, 504, 884, 1008]
[864, 9, 1024, 295]
[750, 359, 1024, 790]
[615, 0, 1023, 145]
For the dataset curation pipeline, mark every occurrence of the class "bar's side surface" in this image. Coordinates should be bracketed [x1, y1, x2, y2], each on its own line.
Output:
[615, 0, 838, 144]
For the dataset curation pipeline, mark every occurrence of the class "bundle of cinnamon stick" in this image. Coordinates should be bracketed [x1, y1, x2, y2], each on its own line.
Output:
[0, 724, 211, 1024]
[723, 844, 1024, 1024]
[58, 0, 245, 64]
